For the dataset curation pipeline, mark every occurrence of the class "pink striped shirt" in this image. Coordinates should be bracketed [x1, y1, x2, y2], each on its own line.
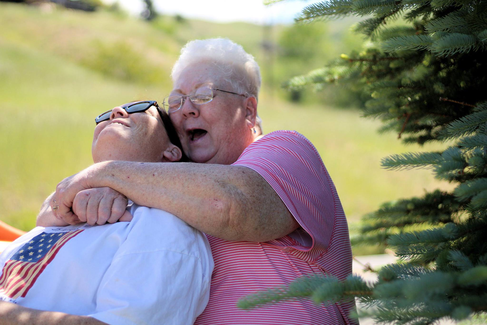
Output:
[195, 130, 356, 325]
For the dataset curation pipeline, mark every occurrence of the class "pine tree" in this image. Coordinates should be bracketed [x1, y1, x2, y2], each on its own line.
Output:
[239, 0, 487, 324]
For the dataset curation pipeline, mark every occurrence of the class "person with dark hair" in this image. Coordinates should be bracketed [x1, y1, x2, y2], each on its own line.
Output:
[0, 101, 213, 325]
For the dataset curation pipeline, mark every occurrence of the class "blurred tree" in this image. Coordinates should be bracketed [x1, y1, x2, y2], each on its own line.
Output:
[240, 0, 487, 323]
[275, 21, 331, 102]
[141, 0, 157, 21]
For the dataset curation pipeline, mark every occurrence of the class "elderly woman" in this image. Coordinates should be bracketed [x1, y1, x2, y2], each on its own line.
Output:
[49, 38, 356, 324]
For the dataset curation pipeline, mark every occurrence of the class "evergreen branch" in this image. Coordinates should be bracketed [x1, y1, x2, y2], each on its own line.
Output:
[458, 134, 487, 148]
[470, 190, 487, 209]
[431, 33, 478, 56]
[378, 263, 430, 282]
[426, 13, 469, 33]
[355, 16, 388, 37]
[457, 266, 487, 286]
[381, 152, 443, 170]
[403, 272, 455, 300]
[454, 178, 487, 202]
[443, 109, 487, 139]
[379, 26, 417, 41]
[479, 30, 487, 43]
[387, 224, 458, 247]
[351, 0, 401, 16]
[398, 113, 412, 139]
[403, 2, 431, 21]
[237, 275, 372, 310]
[433, 160, 467, 181]
[296, 0, 355, 22]
[449, 250, 474, 271]
[344, 57, 402, 62]
[439, 97, 476, 108]
[381, 35, 433, 52]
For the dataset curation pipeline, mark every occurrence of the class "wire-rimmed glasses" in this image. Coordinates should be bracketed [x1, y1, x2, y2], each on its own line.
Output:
[163, 86, 248, 113]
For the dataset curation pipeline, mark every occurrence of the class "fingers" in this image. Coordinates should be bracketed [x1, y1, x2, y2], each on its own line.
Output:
[106, 195, 129, 224]
[118, 210, 133, 222]
[72, 188, 129, 226]
[51, 173, 82, 221]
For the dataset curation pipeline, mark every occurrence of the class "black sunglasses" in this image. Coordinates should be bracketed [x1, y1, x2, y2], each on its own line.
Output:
[95, 100, 159, 124]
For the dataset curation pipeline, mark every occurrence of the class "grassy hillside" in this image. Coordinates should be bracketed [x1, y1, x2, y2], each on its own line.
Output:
[0, 3, 452, 252]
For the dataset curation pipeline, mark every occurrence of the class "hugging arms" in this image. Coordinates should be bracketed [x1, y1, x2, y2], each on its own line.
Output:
[45, 38, 356, 324]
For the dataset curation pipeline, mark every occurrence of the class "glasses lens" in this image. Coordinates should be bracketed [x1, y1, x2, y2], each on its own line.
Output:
[191, 87, 213, 105]
[95, 111, 112, 124]
[125, 102, 152, 113]
[166, 96, 183, 112]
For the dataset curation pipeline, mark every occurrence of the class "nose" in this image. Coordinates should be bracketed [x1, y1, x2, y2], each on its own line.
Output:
[179, 97, 200, 118]
[110, 106, 129, 120]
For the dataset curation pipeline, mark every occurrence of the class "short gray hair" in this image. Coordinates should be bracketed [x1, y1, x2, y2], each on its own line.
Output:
[171, 38, 261, 100]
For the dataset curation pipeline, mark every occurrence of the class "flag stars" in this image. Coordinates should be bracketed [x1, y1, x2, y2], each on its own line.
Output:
[19, 255, 24, 260]
[29, 252, 34, 256]
[28, 246, 33, 250]
[38, 249, 43, 253]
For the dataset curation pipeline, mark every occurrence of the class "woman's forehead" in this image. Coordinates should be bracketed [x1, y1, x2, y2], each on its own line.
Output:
[173, 62, 221, 91]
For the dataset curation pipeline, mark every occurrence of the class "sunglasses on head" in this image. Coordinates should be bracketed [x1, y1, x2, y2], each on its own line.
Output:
[95, 100, 159, 124]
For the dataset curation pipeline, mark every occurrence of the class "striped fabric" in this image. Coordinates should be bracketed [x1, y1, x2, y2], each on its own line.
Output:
[195, 131, 357, 325]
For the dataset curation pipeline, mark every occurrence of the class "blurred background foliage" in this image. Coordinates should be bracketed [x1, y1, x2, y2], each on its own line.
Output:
[0, 1, 451, 255]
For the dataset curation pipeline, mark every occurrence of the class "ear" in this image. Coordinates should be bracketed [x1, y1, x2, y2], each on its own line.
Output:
[244, 96, 258, 129]
[161, 144, 182, 162]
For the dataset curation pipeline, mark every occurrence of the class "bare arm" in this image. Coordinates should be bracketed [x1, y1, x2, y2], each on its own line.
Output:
[52, 161, 298, 242]
[0, 301, 106, 325]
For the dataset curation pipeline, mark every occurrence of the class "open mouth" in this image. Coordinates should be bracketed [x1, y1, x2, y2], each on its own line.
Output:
[188, 129, 207, 141]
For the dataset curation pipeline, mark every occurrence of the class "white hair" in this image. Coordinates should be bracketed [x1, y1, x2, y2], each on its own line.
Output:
[171, 38, 261, 100]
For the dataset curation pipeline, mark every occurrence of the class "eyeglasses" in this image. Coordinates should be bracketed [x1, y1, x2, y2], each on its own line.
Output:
[163, 86, 248, 113]
[95, 100, 159, 124]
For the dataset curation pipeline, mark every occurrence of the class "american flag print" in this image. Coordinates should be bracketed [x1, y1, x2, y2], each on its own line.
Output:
[0, 229, 83, 300]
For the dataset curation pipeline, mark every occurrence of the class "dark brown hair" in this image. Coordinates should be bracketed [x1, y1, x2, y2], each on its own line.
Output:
[156, 106, 188, 162]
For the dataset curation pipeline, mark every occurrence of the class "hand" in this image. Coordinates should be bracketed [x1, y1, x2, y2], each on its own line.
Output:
[73, 187, 132, 225]
[37, 193, 70, 227]
[50, 166, 94, 222]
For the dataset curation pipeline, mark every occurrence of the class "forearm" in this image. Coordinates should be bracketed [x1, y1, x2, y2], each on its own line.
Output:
[0, 301, 105, 325]
[82, 161, 297, 241]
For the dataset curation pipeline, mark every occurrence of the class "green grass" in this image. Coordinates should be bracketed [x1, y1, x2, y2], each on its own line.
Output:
[0, 3, 452, 254]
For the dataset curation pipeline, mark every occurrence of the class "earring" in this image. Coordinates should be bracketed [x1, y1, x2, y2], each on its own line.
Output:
[253, 128, 257, 134]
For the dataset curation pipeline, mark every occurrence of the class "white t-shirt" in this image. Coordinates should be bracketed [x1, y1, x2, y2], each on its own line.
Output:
[0, 205, 213, 325]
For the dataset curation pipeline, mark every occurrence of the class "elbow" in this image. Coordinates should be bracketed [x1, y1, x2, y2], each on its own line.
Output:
[211, 195, 250, 242]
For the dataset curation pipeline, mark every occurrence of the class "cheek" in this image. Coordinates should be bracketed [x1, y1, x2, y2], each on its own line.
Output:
[169, 114, 183, 130]
[92, 124, 105, 146]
